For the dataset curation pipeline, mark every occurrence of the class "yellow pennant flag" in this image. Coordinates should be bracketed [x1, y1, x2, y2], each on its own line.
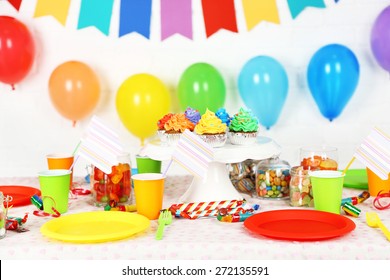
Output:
[242, 0, 280, 30]
[34, 0, 71, 26]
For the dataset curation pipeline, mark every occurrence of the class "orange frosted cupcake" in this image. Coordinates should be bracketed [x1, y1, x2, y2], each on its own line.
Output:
[162, 113, 195, 145]
[157, 113, 174, 143]
[194, 109, 227, 148]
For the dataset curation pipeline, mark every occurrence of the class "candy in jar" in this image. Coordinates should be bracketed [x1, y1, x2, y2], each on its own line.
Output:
[91, 153, 132, 207]
[255, 157, 291, 199]
[289, 166, 314, 207]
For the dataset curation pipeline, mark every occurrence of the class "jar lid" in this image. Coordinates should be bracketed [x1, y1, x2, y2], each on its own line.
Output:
[257, 156, 290, 169]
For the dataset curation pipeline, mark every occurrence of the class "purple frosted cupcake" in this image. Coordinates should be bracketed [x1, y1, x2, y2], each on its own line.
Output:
[184, 107, 201, 125]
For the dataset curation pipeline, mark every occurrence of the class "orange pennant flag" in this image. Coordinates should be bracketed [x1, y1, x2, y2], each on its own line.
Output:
[242, 0, 280, 31]
[34, 0, 71, 26]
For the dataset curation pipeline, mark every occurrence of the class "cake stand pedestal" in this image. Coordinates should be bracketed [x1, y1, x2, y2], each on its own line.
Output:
[141, 136, 281, 203]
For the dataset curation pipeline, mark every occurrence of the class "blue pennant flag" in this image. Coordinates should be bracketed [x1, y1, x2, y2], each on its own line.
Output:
[77, 0, 114, 35]
[119, 0, 152, 39]
[287, 0, 326, 19]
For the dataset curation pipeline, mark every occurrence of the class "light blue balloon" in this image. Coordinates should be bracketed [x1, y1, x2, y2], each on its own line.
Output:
[238, 56, 289, 129]
[307, 44, 360, 121]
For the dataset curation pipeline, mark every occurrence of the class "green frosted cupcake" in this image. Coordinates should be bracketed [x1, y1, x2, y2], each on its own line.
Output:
[228, 107, 259, 145]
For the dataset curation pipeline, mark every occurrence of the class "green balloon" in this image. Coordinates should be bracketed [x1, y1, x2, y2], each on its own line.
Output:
[178, 63, 226, 114]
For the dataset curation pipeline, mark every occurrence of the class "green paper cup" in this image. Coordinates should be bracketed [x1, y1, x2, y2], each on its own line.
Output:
[38, 169, 71, 214]
[136, 156, 162, 174]
[310, 170, 345, 214]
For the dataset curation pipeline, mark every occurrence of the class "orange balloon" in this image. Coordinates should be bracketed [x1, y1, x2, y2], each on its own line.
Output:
[48, 61, 100, 125]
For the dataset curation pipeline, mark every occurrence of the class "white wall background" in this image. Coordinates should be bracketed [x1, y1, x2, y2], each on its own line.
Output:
[1, 0, 390, 178]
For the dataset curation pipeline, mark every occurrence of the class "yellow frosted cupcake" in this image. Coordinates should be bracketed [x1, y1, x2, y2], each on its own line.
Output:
[194, 109, 227, 147]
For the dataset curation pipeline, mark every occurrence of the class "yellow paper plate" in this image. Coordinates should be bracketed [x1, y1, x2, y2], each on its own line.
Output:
[40, 211, 150, 243]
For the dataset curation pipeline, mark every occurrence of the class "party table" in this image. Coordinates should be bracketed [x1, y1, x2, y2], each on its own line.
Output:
[1, 175, 390, 260]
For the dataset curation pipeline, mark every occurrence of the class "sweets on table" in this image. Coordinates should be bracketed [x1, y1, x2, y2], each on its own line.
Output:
[255, 157, 291, 199]
[289, 166, 314, 207]
[228, 107, 259, 145]
[91, 158, 132, 207]
[229, 159, 257, 196]
[194, 109, 227, 147]
[300, 153, 338, 171]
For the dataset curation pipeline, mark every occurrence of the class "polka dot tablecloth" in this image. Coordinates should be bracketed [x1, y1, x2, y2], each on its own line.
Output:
[1, 176, 389, 260]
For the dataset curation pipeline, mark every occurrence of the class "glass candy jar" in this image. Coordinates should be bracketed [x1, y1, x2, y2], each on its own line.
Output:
[91, 153, 132, 207]
[228, 159, 257, 196]
[255, 157, 291, 199]
[289, 166, 314, 207]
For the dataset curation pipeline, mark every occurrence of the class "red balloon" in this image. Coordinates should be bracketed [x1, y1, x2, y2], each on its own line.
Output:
[0, 16, 35, 89]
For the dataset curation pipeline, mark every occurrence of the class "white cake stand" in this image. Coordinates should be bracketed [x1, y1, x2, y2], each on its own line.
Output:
[141, 136, 281, 203]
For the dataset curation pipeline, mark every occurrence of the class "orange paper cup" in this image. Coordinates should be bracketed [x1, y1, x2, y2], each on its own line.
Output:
[46, 154, 74, 186]
[133, 173, 165, 220]
[366, 168, 390, 197]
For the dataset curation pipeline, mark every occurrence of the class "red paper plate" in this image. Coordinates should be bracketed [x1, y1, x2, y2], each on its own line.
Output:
[1, 185, 41, 207]
[244, 209, 355, 241]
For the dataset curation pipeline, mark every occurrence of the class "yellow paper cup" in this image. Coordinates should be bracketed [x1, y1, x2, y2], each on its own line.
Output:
[47, 154, 74, 186]
[366, 168, 390, 196]
[136, 156, 162, 174]
[310, 170, 345, 214]
[133, 173, 165, 220]
[38, 169, 71, 214]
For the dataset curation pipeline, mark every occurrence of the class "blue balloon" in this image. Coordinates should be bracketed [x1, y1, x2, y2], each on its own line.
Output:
[307, 44, 360, 121]
[238, 56, 288, 129]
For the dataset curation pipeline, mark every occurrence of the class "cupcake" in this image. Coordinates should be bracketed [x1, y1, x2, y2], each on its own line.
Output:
[184, 107, 201, 125]
[162, 113, 195, 145]
[228, 107, 259, 145]
[215, 108, 231, 127]
[194, 109, 227, 148]
[157, 113, 174, 144]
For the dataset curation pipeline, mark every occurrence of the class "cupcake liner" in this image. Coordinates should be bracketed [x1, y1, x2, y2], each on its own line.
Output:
[228, 131, 258, 145]
[161, 132, 181, 146]
[196, 133, 227, 148]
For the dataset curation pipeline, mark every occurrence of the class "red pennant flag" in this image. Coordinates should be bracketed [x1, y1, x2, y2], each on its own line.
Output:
[7, 0, 22, 11]
[201, 0, 238, 38]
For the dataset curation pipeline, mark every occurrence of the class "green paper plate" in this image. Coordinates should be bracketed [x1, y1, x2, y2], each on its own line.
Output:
[343, 169, 368, 190]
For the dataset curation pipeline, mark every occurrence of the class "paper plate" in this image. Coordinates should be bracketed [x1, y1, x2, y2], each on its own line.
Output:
[40, 211, 150, 243]
[0, 185, 41, 207]
[244, 209, 355, 241]
[343, 169, 368, 189]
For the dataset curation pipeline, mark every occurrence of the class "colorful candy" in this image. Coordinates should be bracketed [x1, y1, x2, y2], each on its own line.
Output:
[104, 204, 137, 212]
[91, 162, 132, 206]
[289, 166, 314, 207]
[229, 160, 257, 196]
[256, 168, 290, 199]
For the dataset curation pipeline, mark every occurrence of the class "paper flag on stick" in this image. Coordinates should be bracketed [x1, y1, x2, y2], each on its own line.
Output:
[75, 115, 124, 174]
[354, 127, 390, 180]
[168, 130, 214, 178]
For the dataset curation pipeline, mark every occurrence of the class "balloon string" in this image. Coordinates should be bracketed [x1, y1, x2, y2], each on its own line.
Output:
[11, 84, 15, 91]
[72, 120, 76, 127]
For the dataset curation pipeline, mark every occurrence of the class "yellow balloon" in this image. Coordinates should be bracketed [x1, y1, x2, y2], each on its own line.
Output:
[116, 74, 171, 145]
